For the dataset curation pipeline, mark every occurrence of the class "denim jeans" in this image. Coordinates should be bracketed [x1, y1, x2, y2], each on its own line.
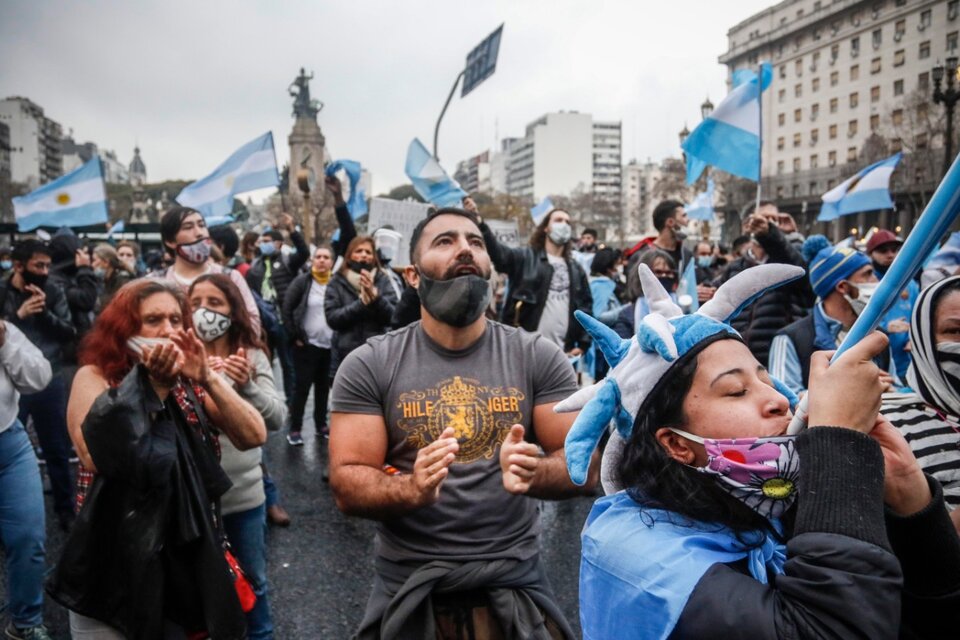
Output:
[223, 503, 273, 640]
[0, 420, 46, 628]
[18, 373, 75, 517]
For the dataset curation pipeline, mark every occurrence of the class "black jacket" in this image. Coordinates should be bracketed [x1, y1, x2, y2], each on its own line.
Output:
[245, 229, 309, 309]
[671, 427, 960, 639]
[719, 225, 815, 365]
[47, 366, 245, 640]
[282, 271, 326, 345]
[480, 223, 592, 351]
[48, 263, 99, 364]
[0, 276, 76, 368]
[324, 269, 399, 370]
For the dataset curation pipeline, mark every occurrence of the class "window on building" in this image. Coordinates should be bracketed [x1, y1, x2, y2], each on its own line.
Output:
[871, 57, 881, 74]
[810, 181, 819, 195]
[812, 51, 821, 69]
[872, 29, 882, 49]
[917, 132, 928, 148]
[919, 41, 931, 59]
[871, 85, 880, 102]
[795, 108, 803, 122]
[810, 153, 819, 168]
[779, 88, 786, 102]
[793, 132, 801, 147]
[811, 128, 819, 143]
[795, 83, 803, 98]
[795, 59, 803, 76]
[895, 19, 906, 38]
[779, 112, 786, 126]
[893, 108, 903, 126]
[918, 71, 930, 91]
[776, 185, 785, 199]
[829, 150, 838, 166]
[777, 160, 785, 174]
[793, 184, 802, 198]
[793, 157, 802, 172]
[830, 123, 838, 138]
[950, 1, 959, 20]
[894, 49, 905, 66]
[949, 31, 959, 52]
[894, 79, 904, 95]
[851, 36, 860, 57]
[890, 138, 902, 152]
[870, 114, 880, 130]
[850, 92, 859, 108]
[830, 70, 839, 86]
[777, 136, 785, 150]
[811, 103, 820, 120]
[895, 0, 907, 7]
[851, 64, 860, 80]
[812, 77, 821, 92]
[918, 102, 928, 120]
[779, 64, 787, 79]
[831, 43, 840, 62]
[920, 9, 932, 29]
[849, 120, 858, 136]
[830, 97, 839, 113]
[847, 147, 858, 162]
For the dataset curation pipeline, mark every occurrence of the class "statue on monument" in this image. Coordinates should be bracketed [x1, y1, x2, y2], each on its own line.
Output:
[289, 67, 323, 120]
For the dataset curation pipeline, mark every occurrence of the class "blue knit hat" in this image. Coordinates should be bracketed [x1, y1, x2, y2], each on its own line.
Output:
[802, 235, 871, 299]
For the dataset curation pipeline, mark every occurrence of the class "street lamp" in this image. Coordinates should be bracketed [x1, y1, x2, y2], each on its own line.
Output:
[701, 97, 715, 121]
[933, 56, 960, 179]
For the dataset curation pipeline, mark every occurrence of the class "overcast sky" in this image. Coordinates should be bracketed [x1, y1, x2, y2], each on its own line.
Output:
[1, 0, 774, 198]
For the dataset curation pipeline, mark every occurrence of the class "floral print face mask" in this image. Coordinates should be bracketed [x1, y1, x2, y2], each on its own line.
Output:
[670, 428, 800, 520]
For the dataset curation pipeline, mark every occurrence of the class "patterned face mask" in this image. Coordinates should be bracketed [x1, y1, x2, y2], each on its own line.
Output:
[670, 428, 800, 520]
[176, 238, 211, 264]
[192, 307, 232, 343]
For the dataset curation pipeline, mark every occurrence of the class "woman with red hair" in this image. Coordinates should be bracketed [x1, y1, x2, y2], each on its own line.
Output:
[50, 279, 266, 639]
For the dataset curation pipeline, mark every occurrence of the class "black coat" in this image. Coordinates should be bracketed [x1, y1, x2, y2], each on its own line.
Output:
[480, 223, 592, 351]
[324, 269, 399, 371]
[719, 225, 815, 365]
[0, 275, 76, 368]
[47, 366, 245, 640]
[245, 229, 309, 309]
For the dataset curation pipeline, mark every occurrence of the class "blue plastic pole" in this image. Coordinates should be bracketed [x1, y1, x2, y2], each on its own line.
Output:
[788, 152, 960, 433]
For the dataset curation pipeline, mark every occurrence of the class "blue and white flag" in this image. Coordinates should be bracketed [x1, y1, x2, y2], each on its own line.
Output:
[531, 196, 554, 224]
[108, 219, 124, 235]
[326, 159, 368, 219]
[683, 63, 773, 184]
[404, 138, 467, 207]
[677, 258, 700, 312]
[818, 152, 902, 221]
[176, 132, 279, 219]
[686, 178, 715, 221]
[13, 157, 108, 231]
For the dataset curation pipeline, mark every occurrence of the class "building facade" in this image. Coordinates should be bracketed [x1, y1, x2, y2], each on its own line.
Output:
[454, 150, 493, 195]
[720, 0, 956, 235]
[0, 97, 63, 187]
[593, 120, 623, 206]
[0, 121, 10, 182]
[621, 159, 663, 240]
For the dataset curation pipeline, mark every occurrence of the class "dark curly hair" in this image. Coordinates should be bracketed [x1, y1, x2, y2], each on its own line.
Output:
[617, 336, 783, 539]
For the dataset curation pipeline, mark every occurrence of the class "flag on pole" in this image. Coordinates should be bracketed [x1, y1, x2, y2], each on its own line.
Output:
[686, 178, 715, 221]
[326, 159, 368, 219]
[818, 152, 902, 221]
[108, 219, 124, 235]
[677, 258, 700, 312]
[531, 196, 554, 224]
[12, 158, 108, 231]
[404, 138, 467, 207]
[682, 63, 773, 184]
[176, 132, 279, 219]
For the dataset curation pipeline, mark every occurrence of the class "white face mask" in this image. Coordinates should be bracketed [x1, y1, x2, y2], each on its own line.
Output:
[192, 307, 232, 343]
[548, 221, 572, 245]
[844, 281, 878, 316]
[126, 335, 173, 358]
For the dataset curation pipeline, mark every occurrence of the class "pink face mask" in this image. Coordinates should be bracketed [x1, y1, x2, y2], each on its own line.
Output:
[670, 428, 799, 520]
[176, 238, 211, 264]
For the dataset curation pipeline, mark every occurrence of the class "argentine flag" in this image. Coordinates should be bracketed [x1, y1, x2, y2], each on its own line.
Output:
[677, 258, 700, 312]
[326, 159, 368, 219]
[404, 138, 467, 207]
[686, 178, 715, 221]
[818, 152, 902, 221]
[531, 196, 554, 224]
[683, 63, 773, 184]
[176, 132, 279, 219]
[13, 158, 108, 232]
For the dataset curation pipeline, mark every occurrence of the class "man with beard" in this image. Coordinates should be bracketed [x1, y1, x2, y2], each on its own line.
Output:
[868, 229, 917, 380]
[329, 207, 597, 639]
[0, 239, 76, 531]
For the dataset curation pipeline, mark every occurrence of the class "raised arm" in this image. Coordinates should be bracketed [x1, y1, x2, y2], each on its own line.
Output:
[0, 320, 51, 394]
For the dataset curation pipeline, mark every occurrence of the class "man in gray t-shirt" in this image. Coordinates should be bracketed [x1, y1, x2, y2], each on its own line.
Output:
[330, 206, 597, 639]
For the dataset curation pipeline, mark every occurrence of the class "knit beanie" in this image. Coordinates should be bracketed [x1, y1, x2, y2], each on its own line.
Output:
[802, 235, 871, 299]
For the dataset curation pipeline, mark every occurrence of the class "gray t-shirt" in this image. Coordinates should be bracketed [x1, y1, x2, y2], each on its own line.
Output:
[331, 320, 577, 562]
[537, 254, 570, 348]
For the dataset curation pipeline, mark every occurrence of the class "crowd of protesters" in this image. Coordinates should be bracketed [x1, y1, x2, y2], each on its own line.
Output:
[1, 181, 959, 639]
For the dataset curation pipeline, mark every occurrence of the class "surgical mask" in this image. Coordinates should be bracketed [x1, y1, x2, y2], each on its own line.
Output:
[670, 428, 800, 520]
[697, 256, 714, 269]
[843, 281, 878, 316]
[192, 307, 232, 343]
[259, 241, 277, 256]
[417, 272, 492, 328]
[0, 260, 11, 270]
[126, 335, 173, 358]
[21, 270, 47, 289]
[548, 221, 572, 245]
[176, 238, 211, 264]
[94, 267, 106, 279]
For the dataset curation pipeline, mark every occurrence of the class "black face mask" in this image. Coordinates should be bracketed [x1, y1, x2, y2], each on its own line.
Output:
[872, 260, 887, 276]
[417, 272, 492, 328]
[657, 276, 676, 292]
[348, 260, 372, 273]
[21, 270, 47, 290]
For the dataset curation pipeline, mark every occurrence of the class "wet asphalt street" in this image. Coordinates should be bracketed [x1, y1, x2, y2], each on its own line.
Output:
[4, 381, 596, 639]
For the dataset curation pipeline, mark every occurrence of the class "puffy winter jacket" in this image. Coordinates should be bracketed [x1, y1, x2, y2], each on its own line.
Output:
[324, 269, 398, 373]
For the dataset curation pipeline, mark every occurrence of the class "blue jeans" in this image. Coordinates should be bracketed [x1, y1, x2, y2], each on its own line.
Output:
[0, 420, 46, 628]
[223, 503, 273, 640]
[18, 374, 74, 516]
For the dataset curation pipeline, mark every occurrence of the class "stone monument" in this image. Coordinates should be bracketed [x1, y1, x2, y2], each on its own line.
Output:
[287, 67, 333, 244]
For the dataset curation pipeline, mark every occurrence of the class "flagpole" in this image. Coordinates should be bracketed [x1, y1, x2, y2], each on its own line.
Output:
[755, 63, 763, 213]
